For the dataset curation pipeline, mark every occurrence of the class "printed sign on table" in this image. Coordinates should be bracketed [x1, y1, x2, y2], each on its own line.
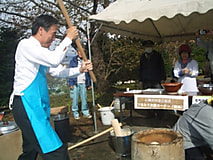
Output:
[134, 95, 189, 111]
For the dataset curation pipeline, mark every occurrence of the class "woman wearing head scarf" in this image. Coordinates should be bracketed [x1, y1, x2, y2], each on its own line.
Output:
[173, 44, 199, 94]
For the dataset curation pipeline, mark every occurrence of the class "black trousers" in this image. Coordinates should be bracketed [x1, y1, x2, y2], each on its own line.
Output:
[185, 147, 205, 160]
[12, 96, 70, 160]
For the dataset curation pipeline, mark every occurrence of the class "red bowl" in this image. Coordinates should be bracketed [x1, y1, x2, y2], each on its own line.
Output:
[161, 83, 183, 92]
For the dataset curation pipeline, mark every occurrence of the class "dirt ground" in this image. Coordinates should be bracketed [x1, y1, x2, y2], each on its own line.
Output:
[57, 109, 181, 160]
[3, 106, 213, 160]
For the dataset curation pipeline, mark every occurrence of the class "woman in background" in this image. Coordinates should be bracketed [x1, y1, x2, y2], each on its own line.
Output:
[173, 44, 199, 94]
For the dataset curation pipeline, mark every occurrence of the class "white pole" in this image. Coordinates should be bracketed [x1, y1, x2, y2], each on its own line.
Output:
[87, 21, 98, 133]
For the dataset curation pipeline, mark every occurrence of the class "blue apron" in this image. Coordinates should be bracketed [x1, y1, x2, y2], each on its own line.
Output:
[21, 65, 62, 153]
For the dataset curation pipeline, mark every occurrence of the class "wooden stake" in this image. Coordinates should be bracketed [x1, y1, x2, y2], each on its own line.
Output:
[56, 0, 96, 82]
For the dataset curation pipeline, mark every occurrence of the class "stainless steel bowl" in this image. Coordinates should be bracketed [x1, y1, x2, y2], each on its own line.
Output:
[0, 121, 19, 135]
[198, 84, 213, 95]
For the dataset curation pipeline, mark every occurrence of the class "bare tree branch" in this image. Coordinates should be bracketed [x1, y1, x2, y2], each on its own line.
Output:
[0, 10, 32, 20]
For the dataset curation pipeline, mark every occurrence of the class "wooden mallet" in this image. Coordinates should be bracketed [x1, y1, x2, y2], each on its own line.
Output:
[111, 119, 123, 137]
[68, 126, 114, 150]
[67, 123, 122, 150]
[56, 0, 96, 82]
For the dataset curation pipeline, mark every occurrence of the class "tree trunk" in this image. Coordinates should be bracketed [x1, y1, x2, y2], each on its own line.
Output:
[91, 36, 110, 93]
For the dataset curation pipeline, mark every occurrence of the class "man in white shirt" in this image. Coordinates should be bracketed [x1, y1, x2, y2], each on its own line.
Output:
[11, 15, 92, 160]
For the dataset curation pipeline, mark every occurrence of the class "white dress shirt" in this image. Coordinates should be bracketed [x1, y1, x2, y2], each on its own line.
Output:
[13, 36, 80, 95]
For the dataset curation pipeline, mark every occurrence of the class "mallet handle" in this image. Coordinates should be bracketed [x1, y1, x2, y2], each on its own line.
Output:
[67, 123, 122, 150]
[68, 126, 113, 150]
[57, 0, 96, 82]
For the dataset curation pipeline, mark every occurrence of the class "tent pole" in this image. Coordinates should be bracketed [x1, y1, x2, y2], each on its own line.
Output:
[87, 21, 98, 133]
[90, 23, 103, 45]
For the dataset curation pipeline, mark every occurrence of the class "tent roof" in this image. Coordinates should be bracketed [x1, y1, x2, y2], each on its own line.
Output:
[89, 0, 213, 42]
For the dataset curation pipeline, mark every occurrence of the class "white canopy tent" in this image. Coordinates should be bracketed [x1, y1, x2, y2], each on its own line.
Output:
[88, 0, 213, 42]
[86, 0, 213, 132]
